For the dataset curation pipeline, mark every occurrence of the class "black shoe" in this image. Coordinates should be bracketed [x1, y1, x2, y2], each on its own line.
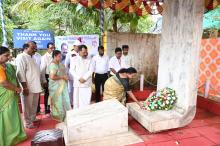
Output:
[45, 105, 50, 114]
[36, 108, 41, 114]
[45, 109, 50, 114]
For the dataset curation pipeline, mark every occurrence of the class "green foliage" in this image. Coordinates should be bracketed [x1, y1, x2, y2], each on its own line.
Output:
[0, 0, 154, 47]
[137, 16, 154, 33]
[0, 0, 24, 47]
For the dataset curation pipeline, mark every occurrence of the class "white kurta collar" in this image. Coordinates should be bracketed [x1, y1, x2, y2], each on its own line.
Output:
[23, 52, 32, 58]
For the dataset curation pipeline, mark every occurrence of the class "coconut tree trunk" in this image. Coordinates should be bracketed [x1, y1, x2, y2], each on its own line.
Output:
[113, 15, 118, 32]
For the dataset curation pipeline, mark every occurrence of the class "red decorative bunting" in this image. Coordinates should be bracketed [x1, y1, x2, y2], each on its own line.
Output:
[55, 0, 165, 16]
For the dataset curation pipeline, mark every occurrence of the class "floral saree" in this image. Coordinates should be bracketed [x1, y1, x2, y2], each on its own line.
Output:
[48, 63, 71, 121]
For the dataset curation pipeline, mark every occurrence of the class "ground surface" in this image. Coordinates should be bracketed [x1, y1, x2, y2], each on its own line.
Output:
[16, 88, 220, 146]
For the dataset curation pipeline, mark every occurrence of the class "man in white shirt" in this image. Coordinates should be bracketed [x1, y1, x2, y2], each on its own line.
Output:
[70, 45, 94, 109]
[121, 45, 132, 68]
[32, 41, 41, 68]
[65, 40, 81, 107]
[92, 46, 109, 102]
[16, 41, 42, 129]
[33, 52, 41, 68]
[31, 41, 42, 114]
[109, 47, 123, 76]
[40, 42, 55, 114]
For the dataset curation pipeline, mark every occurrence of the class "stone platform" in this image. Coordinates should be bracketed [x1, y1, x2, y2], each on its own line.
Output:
[58, 99, 129, 145]
[127, 102, 196, 132]
[63, 128, 143, 146]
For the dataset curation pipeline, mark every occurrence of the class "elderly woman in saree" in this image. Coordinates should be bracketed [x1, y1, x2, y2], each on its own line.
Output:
[0, 46, 27, 146]
[48, 50, 71, 121]
[103, 67, 143, 108]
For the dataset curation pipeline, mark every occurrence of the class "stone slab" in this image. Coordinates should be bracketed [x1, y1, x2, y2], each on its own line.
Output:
[55, 122, 65, 130]
[63, 128, 143, 146]
[127, 102, 196, 132]
[64, 99, 128, 144]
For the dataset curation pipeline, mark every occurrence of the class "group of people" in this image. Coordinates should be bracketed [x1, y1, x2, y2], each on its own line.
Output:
[0, 41, 142, 146]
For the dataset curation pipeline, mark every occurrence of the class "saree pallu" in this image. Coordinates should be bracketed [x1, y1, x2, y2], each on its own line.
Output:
[103, 75, 126, 105]
[0, 63, 27, 146]
[48, 63, 71, 122]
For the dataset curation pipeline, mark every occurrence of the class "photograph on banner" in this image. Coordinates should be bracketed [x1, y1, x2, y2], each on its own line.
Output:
[13, 29, 54, 49]
[55, 35, 99, 57]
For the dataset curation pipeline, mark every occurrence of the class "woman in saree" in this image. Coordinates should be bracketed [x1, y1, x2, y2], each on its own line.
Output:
[0, 46, 27, 146]
[103, 67, 143, 108]
[48, 50, 71, 121]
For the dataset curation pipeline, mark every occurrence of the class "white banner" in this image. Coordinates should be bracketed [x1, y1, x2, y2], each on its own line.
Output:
[55, 35, 99, 57]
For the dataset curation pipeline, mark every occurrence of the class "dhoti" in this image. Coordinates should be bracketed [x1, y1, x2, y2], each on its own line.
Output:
[73, 87, 92, 109]
[21, 93, 40, 126]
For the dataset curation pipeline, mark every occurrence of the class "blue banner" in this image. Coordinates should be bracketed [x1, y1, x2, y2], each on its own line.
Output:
[13, 29, 54, 49]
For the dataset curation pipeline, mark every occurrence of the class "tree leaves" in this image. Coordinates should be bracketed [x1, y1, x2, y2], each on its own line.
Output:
[0, 0, 154, 47]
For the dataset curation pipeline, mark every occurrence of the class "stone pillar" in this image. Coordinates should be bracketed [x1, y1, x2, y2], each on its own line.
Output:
[157, 0, 204, 125]
[127, 0, 204, 132]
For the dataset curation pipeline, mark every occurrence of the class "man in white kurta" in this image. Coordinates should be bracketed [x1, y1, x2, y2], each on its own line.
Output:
[70, 45, 94, 109]
[32, 43, 42, 113]
[33, 52, 41, 68]
[65, 40, 81, 107]
[40, 42, 55, 114]
[32, 41, 41, 68]
[121, 45, 132, 68]
[16, 41, 42, 129]
[109, 47, 123, 76]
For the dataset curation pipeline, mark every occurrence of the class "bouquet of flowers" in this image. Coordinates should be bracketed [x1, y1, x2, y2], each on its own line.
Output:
[143, 87, 177, 111]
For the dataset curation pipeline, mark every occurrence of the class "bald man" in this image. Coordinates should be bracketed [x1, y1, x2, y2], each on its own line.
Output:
[16, 41, 42, 129]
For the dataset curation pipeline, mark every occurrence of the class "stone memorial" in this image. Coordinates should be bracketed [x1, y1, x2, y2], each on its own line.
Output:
[127, 0, 204, 132]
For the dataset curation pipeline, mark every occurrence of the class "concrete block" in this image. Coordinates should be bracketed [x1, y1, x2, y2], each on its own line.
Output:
[64, 99, 128, 144]
[127, 102, 195, 132]
[63, 128, 143, 146]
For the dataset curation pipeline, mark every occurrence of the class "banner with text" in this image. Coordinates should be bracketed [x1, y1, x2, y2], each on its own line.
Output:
[13, 29, 54, 49]
[55, 35, 99, 56]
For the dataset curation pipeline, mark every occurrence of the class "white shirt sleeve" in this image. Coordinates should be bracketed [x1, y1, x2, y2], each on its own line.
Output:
[130, 56, 132, 67]
[91, 56, 96, 72]
[107, 56, 110, 71]
[109, 57, 114, 70]
[40, 56, 47, 83]
[69, 57, 76, 80]
[16, 56, 27, 83]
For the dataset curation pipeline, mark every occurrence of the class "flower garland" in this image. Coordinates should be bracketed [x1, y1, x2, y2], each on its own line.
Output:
[143, 87, 177, 111]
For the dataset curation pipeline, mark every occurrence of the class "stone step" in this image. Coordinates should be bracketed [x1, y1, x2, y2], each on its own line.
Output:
[64, 128, 143, 146]
[62, 99, 128, 144]
[127, 102, 189, 133]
